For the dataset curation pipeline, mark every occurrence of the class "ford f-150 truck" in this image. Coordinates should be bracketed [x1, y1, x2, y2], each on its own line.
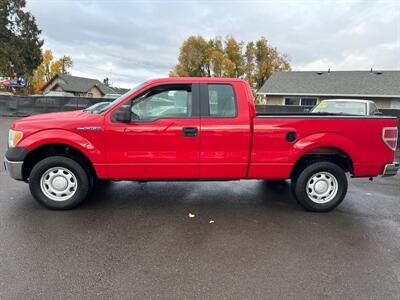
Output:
[4, 78, 399, 212]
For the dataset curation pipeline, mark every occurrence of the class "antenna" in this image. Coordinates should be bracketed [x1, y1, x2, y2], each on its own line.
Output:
[328, 68, 330, 73]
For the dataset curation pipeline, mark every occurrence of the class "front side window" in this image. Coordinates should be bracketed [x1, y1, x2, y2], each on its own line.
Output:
[131, 84, 192, 121]
[94, 82, 147, 114]
[208, 84, 236, 117]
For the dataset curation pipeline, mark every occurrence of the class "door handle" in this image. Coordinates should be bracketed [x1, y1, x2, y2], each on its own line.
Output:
[182, 127, 198, 137]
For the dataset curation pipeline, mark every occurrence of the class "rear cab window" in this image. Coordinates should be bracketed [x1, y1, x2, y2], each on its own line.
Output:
[204, 84, 237, 117]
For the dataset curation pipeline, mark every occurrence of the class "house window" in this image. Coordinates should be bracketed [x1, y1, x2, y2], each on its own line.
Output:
[390, 99, 400, 109]
[284, 97, 318, 106]
[284, 97, 301, 105]
[300, 98, 318, 106]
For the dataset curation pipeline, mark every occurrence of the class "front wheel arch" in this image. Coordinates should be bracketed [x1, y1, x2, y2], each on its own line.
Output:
[23, 143, 97, 182]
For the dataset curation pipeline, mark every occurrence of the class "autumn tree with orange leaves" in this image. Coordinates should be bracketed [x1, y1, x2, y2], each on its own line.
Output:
[30, 50, 73, 94]
[170, 36, 291, 90]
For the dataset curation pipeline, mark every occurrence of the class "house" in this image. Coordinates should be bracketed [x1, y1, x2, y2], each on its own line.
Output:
[41, 74, 129, 97]
[257, 70, 400, 109]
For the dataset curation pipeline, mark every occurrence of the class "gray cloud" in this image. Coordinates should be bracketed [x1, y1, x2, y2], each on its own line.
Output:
[27, 0, 399, 88]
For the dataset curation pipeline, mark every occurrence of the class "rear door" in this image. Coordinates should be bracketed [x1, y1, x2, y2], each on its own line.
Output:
[199, 82, 252, 179]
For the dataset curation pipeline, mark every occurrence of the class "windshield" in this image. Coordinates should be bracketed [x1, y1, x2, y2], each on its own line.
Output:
[85, 82, 147, 114]
[311, 101, 367, 115]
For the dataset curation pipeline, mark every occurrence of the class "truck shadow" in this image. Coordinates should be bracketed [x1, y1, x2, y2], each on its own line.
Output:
[82, 179, 298, 211]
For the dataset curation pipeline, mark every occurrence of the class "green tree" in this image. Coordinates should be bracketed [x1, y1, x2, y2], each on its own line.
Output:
[0, 0, 43, 77]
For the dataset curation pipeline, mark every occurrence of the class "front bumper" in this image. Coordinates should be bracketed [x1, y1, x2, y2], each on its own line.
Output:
[4, 157, 24, 180]
[382, 162, 399, 177]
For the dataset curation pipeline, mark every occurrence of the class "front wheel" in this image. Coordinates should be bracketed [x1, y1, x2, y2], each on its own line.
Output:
[292, 161, 348, 212]
[29, 156, 91, 210]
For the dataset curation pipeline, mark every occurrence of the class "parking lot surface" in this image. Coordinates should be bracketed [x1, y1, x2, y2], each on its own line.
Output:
[0, 117, 399, 299]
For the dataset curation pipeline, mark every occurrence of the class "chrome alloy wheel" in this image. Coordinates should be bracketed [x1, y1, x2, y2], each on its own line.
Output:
[306, 171, 338, 204]
[40, 167, 78, 201]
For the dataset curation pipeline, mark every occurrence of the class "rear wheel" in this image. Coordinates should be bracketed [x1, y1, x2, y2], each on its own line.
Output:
[29, 156, 90, 210]
[292, 161, 347, 212]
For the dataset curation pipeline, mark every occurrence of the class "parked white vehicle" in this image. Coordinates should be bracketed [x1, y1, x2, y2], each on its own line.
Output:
[311, 99, 381, 116]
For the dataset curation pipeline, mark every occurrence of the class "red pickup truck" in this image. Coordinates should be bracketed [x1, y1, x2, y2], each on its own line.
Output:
[4, 78, 399, 212]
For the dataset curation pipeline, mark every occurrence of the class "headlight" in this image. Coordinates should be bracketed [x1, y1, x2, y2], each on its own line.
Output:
[8, 129, 23, 148]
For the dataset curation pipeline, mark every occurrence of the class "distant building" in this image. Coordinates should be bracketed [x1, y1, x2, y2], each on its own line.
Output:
[42, 74, 129, 98]
[257, 70, 400, 109]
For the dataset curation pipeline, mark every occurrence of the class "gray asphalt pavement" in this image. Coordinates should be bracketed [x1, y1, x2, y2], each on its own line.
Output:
[0, 117, 399, 299]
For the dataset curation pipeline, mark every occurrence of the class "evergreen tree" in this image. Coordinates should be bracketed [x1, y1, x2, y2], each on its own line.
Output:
[0, 0, 43, 77]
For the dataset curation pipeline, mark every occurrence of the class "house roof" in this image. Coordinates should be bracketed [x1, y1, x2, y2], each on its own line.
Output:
[258, 71, 400, 98]
[42, 74, 117, 95]
[109, 86, 130, 94]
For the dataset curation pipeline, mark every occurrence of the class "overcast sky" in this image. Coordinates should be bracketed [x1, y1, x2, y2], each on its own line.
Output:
[27, 0, 400, 88]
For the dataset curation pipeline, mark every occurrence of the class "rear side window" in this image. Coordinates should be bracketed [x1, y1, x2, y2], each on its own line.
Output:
[208, 84, 236, 117]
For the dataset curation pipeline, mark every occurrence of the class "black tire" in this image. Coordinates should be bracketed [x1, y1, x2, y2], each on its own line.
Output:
[292, 161, 348, 212]
[29, 156, 91, 210]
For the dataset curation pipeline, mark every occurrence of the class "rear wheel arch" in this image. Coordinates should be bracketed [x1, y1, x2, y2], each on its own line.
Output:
[290, 146, 354, 180]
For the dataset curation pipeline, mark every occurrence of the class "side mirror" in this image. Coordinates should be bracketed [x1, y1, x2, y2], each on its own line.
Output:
[112, 105, 131, 122]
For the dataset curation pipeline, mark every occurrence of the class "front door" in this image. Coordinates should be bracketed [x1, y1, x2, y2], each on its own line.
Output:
[105, 83, 200, 179]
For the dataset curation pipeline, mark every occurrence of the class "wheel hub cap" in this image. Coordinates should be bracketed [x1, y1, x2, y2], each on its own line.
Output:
[314, 181, 328, 194]
[40, 167, 78, 202]
[52, 176, 68, 190]
[306, 171, 338, 204]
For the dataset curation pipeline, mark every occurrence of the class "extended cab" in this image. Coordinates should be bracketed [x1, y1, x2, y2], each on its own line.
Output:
[4, 78, 399, 212]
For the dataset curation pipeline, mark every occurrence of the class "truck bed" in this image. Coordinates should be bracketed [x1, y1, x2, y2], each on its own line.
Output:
[248, 115, 397, 179]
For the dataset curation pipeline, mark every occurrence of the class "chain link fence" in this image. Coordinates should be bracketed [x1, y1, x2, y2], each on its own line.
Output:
[0, 95, 111, 117]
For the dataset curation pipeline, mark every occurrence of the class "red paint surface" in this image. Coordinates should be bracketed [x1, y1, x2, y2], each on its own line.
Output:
[11, 77, 398, 180]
